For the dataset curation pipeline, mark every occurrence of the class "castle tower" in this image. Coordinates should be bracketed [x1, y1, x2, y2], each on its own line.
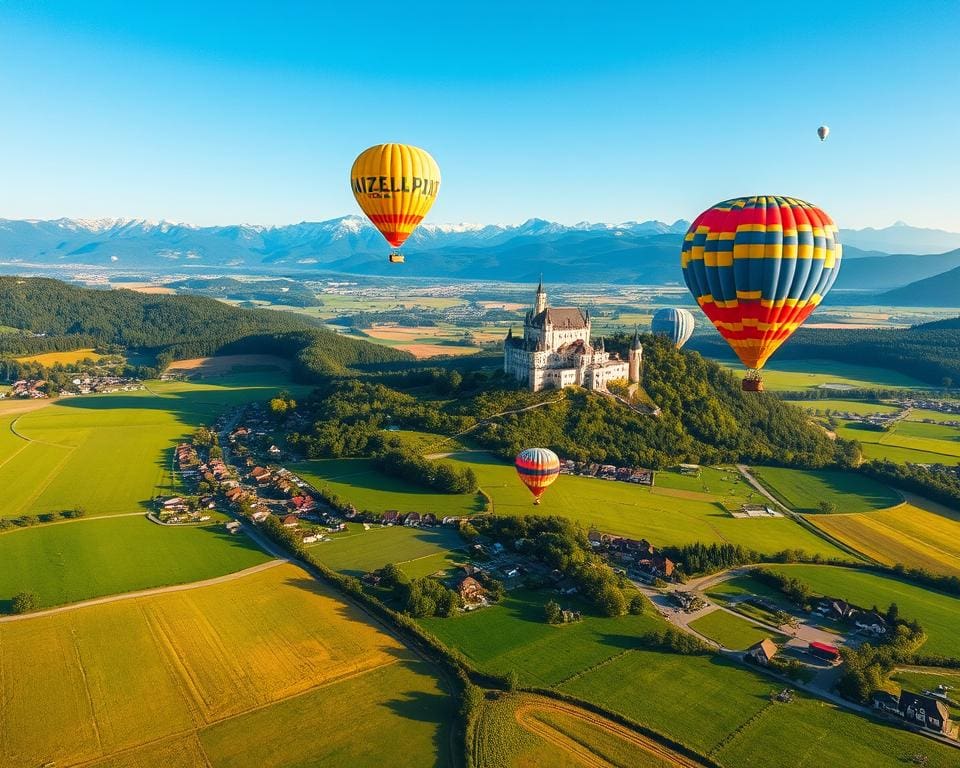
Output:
[533, 275, 547, 316]
[628, 326, 643, 383]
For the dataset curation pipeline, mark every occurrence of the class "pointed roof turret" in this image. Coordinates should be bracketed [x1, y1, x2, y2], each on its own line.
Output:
[631, 324, 642, 351]
[506, 326, 513, 340]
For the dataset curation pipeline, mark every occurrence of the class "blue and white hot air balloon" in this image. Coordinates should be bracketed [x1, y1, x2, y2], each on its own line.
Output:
[651, 307, 695, 349]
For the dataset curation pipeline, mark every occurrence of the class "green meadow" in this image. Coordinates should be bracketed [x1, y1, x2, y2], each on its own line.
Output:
[0, 374, 308, 520]
[717, 359, 926, 391]
[687, 609, 782, 650]
[0, 515, 270, 612]
[769, 565, 960, 658]
[309, 523, 466, 577]
[749, 466, 902, 514]
[445, 453, 850, 559]
[835, 421, 960, 465]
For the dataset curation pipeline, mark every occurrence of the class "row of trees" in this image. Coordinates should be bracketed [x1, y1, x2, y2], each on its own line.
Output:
[378, 563, 462, 618]
[860, 459, 960, 512]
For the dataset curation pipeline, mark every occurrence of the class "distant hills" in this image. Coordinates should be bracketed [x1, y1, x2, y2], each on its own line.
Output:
[2, 215, 960, 291]
[876, 264, 960, 306]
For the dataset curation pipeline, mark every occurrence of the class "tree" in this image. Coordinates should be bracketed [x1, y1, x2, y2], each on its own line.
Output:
[544, 599, 562, 624]
[628, 594, 645, 615]
[596, 584, 628, 617]
[817, 500, 837, 514]
[506, 670, 520, 691]
[886, 602, 900, 626]
[11, 591, 39, 614]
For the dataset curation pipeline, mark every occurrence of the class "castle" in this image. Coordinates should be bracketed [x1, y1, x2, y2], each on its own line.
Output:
[503, 280, 642, 392]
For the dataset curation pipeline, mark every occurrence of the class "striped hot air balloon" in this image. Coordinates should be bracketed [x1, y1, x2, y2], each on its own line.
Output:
[680, 196, 842, 392]
[651, 307, 696, 349]
[350, 143, 441, 262]
[515, 447, 561, 505]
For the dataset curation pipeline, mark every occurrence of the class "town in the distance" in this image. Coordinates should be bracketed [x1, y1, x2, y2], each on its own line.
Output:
[3, 5, 960, 768]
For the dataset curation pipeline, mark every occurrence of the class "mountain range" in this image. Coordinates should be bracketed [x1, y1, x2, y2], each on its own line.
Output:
[1, 215, 959, 290]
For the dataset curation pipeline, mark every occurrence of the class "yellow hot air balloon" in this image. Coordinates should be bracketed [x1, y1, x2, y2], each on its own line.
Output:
[350, 143, 441, 262]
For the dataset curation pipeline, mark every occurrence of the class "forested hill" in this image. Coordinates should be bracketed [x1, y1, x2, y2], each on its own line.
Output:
[688, 321, 960, 387]
[876, 265, 960, 307]
[0, 277, 411, 377]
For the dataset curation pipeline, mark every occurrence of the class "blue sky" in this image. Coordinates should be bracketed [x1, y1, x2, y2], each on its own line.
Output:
[1, 1, 958, 229]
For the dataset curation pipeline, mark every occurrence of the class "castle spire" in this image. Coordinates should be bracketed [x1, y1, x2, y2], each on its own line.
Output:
[533, 276, 547, 315]
[631, 324, 642, 350]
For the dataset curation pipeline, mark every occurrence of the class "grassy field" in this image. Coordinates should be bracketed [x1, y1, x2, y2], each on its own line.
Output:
[0, 563, 454, 768]
[0, 515, 271, 612]
[562, 649, 958, 767]
[14, 347, 106, 365]
[292, 457, 486, 518]
[0, 373, 307, 519]
[835, 421, 960, 465]
[687, 609, 781, 650]
[749, 466, 902, 514]
[420, 588, 664, 687]
[787, 399, 901, 416]
[905, 407, 960, 423]
[445, 453, 851, 559]
[807, 502, 960, 577]
[473, 692, 700, 768]
[894, 420, 960, 441]
[717, 359, 926, 391]
[768, 565, 960, 658]
[309, 523, 467, 577]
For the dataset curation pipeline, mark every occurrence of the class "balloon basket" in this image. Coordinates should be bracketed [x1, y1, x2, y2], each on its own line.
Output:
[742, 377, 764, 393]
[533, 499, 541, 506]
[388, 251, 405, 264]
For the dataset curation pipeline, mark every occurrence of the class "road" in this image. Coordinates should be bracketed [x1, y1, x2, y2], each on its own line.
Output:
[0, 559, 286, 623]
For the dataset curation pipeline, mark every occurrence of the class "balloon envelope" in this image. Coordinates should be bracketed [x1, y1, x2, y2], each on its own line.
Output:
[680, 196, 841, 371]
[817, 125, 829, 141]
[350, 143, 441, 249]
[515, 448, 560, 501]
[651, 307, 696, 349]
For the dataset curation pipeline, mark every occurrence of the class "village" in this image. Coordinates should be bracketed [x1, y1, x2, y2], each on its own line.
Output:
[0, 375, 143, 399]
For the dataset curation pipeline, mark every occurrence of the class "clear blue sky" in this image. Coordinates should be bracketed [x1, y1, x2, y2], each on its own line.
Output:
[1, 1, 958, 229]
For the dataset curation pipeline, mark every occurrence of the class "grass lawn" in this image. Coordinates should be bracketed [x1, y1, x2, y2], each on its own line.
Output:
[1, 373, 308, 519]
[768, 565, 960, 658]
[687, 609, 782, 650]
[749, 466, 902, 514]
[717, 359, 925, 391]
[0, 563, 453, 768]
[292, 458, 487, 518]
[0, 516, 271, 612]
[786, 399, 901, 416]
[835, 422, 960, 465]
[446, 453, 851, 560]
[563, 649, 958, 766]
[807, 502, 960, 577]
[419, 588, 664, 687]
[309, 523, 466, 577]
[894, 420, 960, 441]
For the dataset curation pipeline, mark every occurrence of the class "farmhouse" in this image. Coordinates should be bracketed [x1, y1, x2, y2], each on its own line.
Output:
[899, 691, 952, 734]
[225, 521, 242, 534]
[282, 514, 299, 528]
[746, 639, 779, 665]
[457, 576, 486, 604]
[854, 611, 889, 636]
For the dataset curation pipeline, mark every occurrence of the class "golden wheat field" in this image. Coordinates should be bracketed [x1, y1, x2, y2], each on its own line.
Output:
[0, 563, 453, 768]
[807, 501, 960, 576]
[14, 347, 106, 365]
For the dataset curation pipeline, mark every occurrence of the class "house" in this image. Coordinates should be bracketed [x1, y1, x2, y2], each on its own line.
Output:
[225, 521, 242, 534]
[162, 497, 185, 509]
[405, 511, 422, 527]
[746, 639, 778, 665]
[808, 641, 840, 662]
[587, 529, 602, 547]
[383, 510, 399, 525]
[289, 495, 316, 513]
[854, 611, 888, 636]
[679, 463, 701, 477]
[900, 691, 952, 734]
[268, 445, 281, 456]
[817, 598, 858, 622]
[250, 509, 270, 522]
[457, 576, 486, 603]
[301, 533, 320, 544]
[650, 556, 675, 578]
[282, 514, 299, 528]
[872, 691, 901, 715]
[422, 513, 437, 527]
[249, 466, 270, 480]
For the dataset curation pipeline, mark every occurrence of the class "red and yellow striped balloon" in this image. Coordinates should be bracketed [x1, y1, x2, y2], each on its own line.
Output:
[350, 143, 441, 250]
[515, 447, 561, 505]
[681, 196, 842, 375]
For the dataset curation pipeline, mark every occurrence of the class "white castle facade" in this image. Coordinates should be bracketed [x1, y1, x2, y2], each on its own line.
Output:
[503, 281, 642, 392]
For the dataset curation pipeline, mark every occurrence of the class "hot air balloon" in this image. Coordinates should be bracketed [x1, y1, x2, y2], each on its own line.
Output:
[680, 196, 842, 392]
[515, 447, 560, 505]
[817, 125, 829, 142]
[651, 307, 695, 349]
[350, 143, 441, 263]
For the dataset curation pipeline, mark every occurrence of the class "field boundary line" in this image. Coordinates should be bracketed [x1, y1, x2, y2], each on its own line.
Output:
[0, 558, 286, 623]
[3, 440, 76, 519]
[70, 627, 105, 756]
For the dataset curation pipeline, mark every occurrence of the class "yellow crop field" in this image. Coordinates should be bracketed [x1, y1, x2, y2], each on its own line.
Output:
[0, 563, 452, 768]
[14, 347, 106, 365]
[807, 502, 960, 577]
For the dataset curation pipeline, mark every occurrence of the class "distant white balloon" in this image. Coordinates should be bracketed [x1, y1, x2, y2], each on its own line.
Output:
[651, 307, 695, 349]
[817, 125, 830, 142]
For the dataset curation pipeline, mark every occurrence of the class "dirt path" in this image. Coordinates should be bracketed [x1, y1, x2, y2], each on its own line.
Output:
[0, 558, 286, 623]
[512, 697, 708, 767]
